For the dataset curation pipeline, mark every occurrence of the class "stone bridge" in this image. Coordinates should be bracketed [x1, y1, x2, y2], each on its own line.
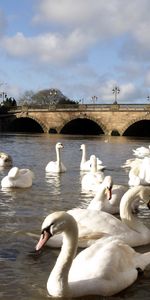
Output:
[1, 103, 150, 136]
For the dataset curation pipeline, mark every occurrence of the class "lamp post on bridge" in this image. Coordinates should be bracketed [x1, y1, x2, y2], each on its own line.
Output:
[91, 95, 98, 104]
[49, 89, 58, 105]
[112, 86, 120, 104]
[0, 82, 7, 104]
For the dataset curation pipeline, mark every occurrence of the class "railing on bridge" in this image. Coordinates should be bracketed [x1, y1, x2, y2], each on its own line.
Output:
[7, 103, 150, 113]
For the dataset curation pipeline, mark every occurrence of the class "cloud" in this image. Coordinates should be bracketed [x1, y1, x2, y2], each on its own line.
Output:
[1, 30, 94, 65]
[1, 0, 150, 101]
[33, 0, 150, 38]
[2, 1, 150, 67]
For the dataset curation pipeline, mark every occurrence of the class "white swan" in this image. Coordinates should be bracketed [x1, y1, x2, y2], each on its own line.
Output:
[133, 146, 150, 158]
[128, 157, 150, 186]
[45, 185, 150, 248]
[80, 143, 105, 171]
[1, 166, 34, 188]
[35, 211, 150, 297]
[81, 154, 104, 191]
[0, 152, 13, 167]
[87, 175, 133, 214]
[121, 157, 142, 170]
[45, 142, 66, 173]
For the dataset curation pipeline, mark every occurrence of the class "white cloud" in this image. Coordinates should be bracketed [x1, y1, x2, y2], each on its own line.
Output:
[1, 0, 150, 101]
[2, 1, 150, 67]
[1, 30, 94, 65]
[33, 0, 150, 38]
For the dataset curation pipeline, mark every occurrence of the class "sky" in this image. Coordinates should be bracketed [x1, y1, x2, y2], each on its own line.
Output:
[0, 0, 150, 104]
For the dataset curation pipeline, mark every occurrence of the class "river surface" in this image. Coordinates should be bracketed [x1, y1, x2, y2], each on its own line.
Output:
[1, 133, 150, 300]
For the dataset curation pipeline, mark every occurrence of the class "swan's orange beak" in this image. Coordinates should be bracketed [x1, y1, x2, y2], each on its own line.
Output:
[106, 187, 112, 200]
[35, 231, 51, 251]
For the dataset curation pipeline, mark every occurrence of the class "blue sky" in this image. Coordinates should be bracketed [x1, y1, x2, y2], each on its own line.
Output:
[0, 0, 150, 104]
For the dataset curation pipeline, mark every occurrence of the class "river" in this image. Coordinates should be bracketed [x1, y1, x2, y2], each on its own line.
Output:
[1, 133, 150, 300]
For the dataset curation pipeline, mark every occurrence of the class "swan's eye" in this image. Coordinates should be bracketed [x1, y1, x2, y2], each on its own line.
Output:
[42, 225, 51, 234]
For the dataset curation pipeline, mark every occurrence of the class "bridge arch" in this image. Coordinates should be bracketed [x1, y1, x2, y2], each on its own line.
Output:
[121, 116, 150, 136]
[58, 116, 107, 135]
[111, 129, 120, 136]
[8, 115, 48, 133]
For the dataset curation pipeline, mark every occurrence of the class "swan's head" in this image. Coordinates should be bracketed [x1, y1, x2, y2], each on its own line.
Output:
[8, 166, 19, 178]
[56, 142, 64, 149]
[80, 144, 86, 151]
[140, 186, 150, 208]
[35, 211, 77, 251]
[102, 176, 113, 200]
[0, 152, 12, 166]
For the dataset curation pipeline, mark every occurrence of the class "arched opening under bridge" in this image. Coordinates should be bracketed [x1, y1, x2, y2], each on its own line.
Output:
[60, 118, 104, 135]
[49, 128, 57, 134]
[8, 117, 44, 133]
[123, 120, 150, 137]
[111, 130, 120, 136]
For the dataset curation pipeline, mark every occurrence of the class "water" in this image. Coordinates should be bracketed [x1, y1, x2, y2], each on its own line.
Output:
[1, 133, 150, 300]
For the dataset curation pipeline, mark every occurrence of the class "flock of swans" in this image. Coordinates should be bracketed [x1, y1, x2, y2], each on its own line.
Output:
[2, 143, 150, 297]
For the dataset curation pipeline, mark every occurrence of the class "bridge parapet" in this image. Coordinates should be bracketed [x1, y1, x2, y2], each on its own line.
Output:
[8, 103, 150, 113]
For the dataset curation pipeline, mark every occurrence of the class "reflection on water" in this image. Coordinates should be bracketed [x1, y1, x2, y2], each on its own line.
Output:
[1, 133, 150, 299]
[45, 172, 61, 192]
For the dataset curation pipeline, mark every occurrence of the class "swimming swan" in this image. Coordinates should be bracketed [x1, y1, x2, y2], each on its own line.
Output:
[35, 211, 150, 297]
[87, 175, 134, 214]
[80, 144, 105, 171]
[45, 142, 66, 173]
[1, 166, 34, 188]
[128, 157, 150, 186]
[81, 154, 104, 191]
[133, 146, 150, 158]
[45, 185, 150, 248]
[0, 152, 13, 167]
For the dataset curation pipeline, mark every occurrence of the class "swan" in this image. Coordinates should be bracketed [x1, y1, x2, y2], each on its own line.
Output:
[81, 154, 104, 191]
[128, 157, 150, 186]
[35, 211, 150, 297]
[122, 155, 150, 186]
[133, 146, 150, 158]
[87, 175, 136, 214]
[80, 144, 105, 171]
[44, 185, 150, 248]
[0, 152, 13, 167]
[121, 157, 142, 170]
[1, 166, 34, 188]
[45, 142, 66, 173]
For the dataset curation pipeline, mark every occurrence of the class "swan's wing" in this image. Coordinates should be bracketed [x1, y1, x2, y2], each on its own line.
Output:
[69, 238, 139, 296]
[80, 160, 91, 171]
[68, 208, 127, 236]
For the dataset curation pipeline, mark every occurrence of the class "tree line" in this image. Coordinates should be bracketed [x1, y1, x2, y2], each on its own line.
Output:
[18, 88, 78, 107]
[0, 88, 79, 113]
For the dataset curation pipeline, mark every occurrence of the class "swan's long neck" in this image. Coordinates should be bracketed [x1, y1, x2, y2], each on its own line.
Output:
[81, 146, 87, 164]
[90, 157, 97, 174]
[120, 186, 146, 232]
[88, 183, 106, 210]
[56, 147, 61, 167]
[47, 222, 78, 297]
[140, 252, 150, 270]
